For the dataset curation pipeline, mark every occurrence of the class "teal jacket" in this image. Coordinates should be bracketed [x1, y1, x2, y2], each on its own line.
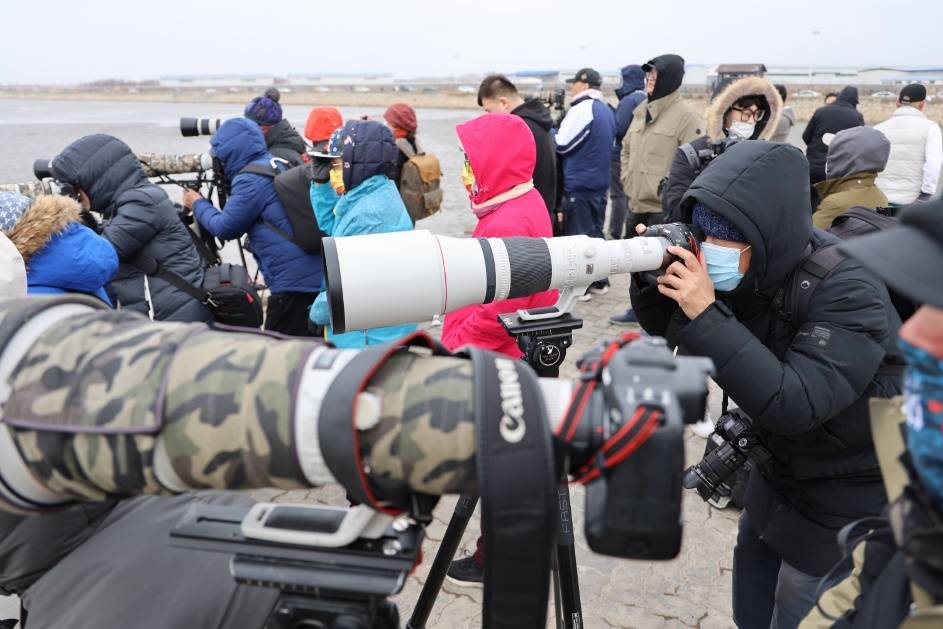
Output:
[309, 174, 417, 348]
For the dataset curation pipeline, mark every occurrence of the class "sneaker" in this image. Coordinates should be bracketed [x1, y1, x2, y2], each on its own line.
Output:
[609, 309, 638, 325]
[576, 292, 593, 303]
[446, 555, 484, 587]
[588, 280, 609, 296]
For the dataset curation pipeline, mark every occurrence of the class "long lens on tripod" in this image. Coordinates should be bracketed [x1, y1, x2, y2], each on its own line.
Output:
[322, 230, 676, 333]
[180, 117, 222, 137]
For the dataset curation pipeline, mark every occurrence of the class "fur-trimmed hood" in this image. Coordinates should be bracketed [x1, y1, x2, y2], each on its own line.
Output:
[706, 76, 783, 142]
[6, 195, 81, 264]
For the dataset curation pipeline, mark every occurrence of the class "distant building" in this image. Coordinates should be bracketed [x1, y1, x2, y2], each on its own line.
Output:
[159, 74, 277, 88]
[287, 73, 394, 87]
[857, 67, 943, 85]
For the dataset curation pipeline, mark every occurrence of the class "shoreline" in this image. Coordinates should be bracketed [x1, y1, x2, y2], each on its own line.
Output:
[1, 89, 939, 125]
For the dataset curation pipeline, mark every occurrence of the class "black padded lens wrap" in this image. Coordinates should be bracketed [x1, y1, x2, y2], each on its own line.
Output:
[502, 237, 552, 299]
[478, 238, 497, 304]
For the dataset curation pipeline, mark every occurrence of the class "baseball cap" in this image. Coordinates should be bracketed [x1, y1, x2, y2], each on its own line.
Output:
[840, 199, 943, 308]
[899, 84, 927, 104]
[310, 127, 347, 159]
[565, 68, 602, 87]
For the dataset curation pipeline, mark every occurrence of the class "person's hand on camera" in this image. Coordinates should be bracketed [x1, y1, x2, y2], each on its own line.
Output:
[657, 246, 715, 319]
[635, 224, 647, 236]
[182, 188, 203, 210]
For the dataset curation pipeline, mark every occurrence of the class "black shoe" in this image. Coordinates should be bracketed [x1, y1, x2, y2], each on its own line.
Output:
[609, 309, 639, 326]
[446, 555, 484, 587]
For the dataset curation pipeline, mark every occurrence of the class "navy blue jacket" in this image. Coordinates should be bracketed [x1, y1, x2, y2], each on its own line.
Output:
[194, 118, 323, 294]
[613, 65, 647, 159]
[554, 90, 616, 196]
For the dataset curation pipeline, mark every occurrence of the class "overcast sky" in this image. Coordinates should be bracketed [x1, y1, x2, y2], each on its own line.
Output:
[1, 0, 940, 84]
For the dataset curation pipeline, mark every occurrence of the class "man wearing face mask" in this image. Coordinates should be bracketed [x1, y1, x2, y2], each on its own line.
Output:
[659, 76, 783, 223]
[800, 200, 943, 628]
[631, 140, 903, 629]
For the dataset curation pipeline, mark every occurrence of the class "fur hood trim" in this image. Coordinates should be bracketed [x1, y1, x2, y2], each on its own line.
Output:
[6, 195, 81, 263]
[707, 76, 783, 141]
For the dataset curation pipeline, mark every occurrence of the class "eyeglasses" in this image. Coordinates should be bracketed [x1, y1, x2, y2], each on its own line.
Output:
[730, 106, 766, 122]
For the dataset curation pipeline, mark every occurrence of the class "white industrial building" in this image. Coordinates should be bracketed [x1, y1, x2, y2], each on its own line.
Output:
[287, 73, 394, 87]
[159, 74, 278, 88]
[857, 68, 943, 85]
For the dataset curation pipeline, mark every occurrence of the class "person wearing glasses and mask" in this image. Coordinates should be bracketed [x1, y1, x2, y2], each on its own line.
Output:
[659, 77, 783, 222]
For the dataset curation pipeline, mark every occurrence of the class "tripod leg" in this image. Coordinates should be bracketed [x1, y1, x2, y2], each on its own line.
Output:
[552, 552, 565, 629]
[405, 494, 478, 629]
[554, 484, 583, 628]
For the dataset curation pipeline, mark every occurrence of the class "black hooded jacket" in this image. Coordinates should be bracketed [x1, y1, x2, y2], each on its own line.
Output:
[264, 119, 306, 167]
[631, 141, 901, 574]
[645, 54, 685, 102]
[802, 86, 865, 183]
[512, 97, 557, 213]
[51, 135, 213, 323]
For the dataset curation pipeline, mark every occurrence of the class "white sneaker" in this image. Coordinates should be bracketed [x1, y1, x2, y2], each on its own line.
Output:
[576, 292, 592, 302]
[588, 284, 609, 296]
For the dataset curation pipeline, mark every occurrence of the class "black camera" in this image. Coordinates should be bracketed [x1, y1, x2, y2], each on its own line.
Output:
[682, 409, 772, 505]
[570, 336, 713, 559]
[180, 117, 222, 137]
[31, 158, 77, 199]
[680, 137, 741, 176]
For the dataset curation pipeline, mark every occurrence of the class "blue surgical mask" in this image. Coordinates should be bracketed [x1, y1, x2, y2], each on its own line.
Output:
[900, 338, 943, 510]
[701, 241, 750, 291]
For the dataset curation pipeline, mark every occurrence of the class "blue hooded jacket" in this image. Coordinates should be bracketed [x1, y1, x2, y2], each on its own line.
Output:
[193, 118, 323, 294]
[5, 194, 118, 304]
[613, 65, 647, 157]
[308, 120, 416, 348]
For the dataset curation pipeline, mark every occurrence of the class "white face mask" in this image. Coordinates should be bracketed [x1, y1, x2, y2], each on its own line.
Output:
[728, 121, 755, 140]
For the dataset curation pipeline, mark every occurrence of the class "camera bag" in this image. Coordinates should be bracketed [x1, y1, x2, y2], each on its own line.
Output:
[129, 253, 263, 328]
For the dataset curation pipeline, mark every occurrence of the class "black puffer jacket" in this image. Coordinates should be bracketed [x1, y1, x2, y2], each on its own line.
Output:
[512, 97, 557, 213]
[802, 87, 865, 184]
[632, 141, 901, 575]
[265, 119, 306, 166]
[51, 135, 213, 322]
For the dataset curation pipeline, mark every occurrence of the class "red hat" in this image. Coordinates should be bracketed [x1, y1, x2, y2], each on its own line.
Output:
[304, 107, 343, 143]
[383, 102, 418, 135]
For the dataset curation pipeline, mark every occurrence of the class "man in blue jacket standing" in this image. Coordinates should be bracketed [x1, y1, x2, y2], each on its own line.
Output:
[554, 67, 616, 299]
[609, 65, 647, 239]
[183, 118, 324, 336]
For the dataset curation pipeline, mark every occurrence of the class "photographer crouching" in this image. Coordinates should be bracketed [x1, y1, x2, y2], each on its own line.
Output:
[631, 140, 903, 628]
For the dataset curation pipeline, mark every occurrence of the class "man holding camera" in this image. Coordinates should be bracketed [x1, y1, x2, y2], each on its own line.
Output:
[50, 134, 213, 323]
[183, 118, 324, 336]
[632, 141, 902, 628]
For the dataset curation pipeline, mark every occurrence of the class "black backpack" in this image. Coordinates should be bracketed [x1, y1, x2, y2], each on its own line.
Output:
[239, 160, 327, 254]
[781, 207, 917, 326]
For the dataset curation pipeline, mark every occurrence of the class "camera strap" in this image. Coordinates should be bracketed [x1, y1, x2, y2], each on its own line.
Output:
[463, 347, 555, 629]
[555, 332, 663, 484]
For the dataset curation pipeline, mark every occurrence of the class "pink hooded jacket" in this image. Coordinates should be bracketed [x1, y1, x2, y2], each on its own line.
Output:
[441, 113, 558, 358]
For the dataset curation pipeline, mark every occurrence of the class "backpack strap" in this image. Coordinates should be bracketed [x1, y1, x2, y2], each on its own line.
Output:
[679, 142, 702, 175]
[129, 252, 209, 304]
[236, 160, 301, 246]
[395, 137, 418, 159]
[778, 244, 847, 329]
